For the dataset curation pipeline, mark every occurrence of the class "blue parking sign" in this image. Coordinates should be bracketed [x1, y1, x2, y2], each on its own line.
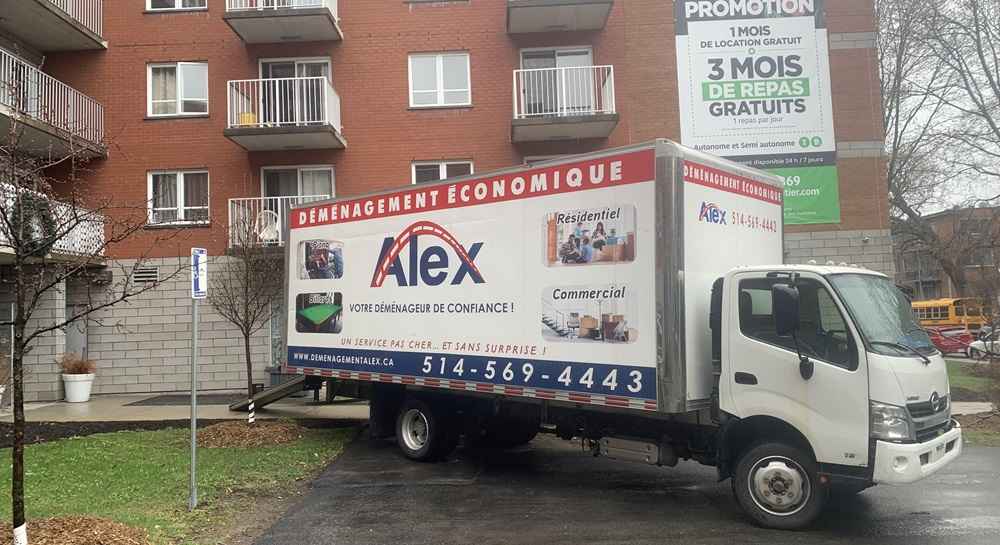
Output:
[191, 248, 208, 299]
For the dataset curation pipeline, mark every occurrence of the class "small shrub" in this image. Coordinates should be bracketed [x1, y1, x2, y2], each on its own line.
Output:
[57, 353, 97, 375]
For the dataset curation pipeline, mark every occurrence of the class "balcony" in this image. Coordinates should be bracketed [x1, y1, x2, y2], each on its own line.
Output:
[0, 50, 105, 158]
[225, 77, 346, 151]
[507, 0, 613, 34]
[0, 0, 105, 52]
[228, 195, 330, 248]
[0, 185, 106, 262]
[224, 0, 343, 44]
[511, 65, 618, 142]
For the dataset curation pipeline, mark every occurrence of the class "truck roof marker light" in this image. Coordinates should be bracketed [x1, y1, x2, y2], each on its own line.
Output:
[807, 260, 817, 265]
[826, 260, 835, 266]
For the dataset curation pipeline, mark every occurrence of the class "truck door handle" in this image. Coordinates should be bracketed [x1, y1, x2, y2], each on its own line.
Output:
[734, 372, 758, 385]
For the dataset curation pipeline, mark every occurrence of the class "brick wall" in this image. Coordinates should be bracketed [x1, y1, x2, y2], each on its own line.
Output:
[82, 257, 272, 399]
[37, 1, 889, 261]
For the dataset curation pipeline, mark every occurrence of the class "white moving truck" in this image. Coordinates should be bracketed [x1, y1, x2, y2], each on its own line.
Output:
[283, 140, 961, 529]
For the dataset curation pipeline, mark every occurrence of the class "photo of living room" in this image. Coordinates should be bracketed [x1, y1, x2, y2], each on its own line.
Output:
[298, 239, 344, 280]
[296, 292, 344, 334]
[541, 285, 638, 344]
[544, 205, 636, 267]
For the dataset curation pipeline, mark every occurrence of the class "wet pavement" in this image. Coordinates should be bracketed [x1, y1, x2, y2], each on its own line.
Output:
[254, 434, 1000, 545]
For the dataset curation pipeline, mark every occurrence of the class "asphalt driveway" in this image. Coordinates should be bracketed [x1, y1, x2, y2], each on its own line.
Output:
[255, 434, 1000, 545]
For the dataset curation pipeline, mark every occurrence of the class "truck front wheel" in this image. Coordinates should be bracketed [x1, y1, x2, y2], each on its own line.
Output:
[732, 442, 826, 530]
[395, 398, 458, 462]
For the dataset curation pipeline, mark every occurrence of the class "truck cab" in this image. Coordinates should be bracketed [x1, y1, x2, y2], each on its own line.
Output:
[716, 265, 961, 527]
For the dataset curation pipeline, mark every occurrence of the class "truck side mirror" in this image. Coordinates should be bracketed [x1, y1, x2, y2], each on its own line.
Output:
[772, 284, 800, 336]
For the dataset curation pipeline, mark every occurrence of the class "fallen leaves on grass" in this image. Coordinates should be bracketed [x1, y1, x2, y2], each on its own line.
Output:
[956, 411, 1000, 433]
[0, 516, 149, 545]
[198, 420, 306, 448]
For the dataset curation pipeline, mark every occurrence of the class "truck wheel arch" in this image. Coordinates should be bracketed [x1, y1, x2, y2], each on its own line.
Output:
[717, 415, 816, 480]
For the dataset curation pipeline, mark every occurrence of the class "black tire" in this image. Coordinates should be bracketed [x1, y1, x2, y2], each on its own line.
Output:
[732, 442, 826, 530]
[395, 398, 458, 462]
[970, 348, 983, 360]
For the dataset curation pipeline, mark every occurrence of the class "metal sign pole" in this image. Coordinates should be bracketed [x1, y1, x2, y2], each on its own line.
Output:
[189, 248, 208, 511]
[189, 296, 199, 511]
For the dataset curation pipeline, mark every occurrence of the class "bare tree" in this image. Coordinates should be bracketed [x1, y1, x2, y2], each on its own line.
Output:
[208, 210, 284, 419]
[926, 0, 1000, 181]
[878, 0, 1000, 295]
[1, 93, 182, 543]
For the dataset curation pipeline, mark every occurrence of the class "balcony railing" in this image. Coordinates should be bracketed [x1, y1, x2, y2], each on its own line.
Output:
[0, 185, 105, 258]
[228, 195, 330, 248]
[0, 49, 104, 147]
[47, 0, 103, 37]
[513, 65, 615, 119]
[226, 0, 337, 18]
[227, 77, 342, 132]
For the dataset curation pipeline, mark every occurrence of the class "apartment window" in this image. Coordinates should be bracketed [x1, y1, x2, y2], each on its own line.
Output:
[262, 166, 335, 198]
[412, 161, 473, 184]
[147, 62, 208, 117]
[147, 0, 207, 11]
[148, 171, 209, 225]
[408, 53, 471, 107]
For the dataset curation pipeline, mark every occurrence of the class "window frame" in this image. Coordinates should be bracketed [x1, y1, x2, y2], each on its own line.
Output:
[147, 170, 210, 226]
[407, 52, 472, 108]
[737, 275, 859, 371]
[410, 161, 474, 185]
[146, 0, 208, 12]
[146, 62, 209, 118]
[259, 165, 337, 198]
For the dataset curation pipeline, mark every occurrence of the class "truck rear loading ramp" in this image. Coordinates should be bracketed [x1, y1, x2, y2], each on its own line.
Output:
[228, 375, 307, 412]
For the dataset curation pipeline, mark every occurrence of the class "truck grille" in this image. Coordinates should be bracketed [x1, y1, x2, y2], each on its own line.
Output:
[916, 419, 953, 443]
[907, 395, 948, 418]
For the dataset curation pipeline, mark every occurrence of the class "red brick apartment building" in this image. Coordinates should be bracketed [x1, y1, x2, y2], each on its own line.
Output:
[0, 0, 891, 400]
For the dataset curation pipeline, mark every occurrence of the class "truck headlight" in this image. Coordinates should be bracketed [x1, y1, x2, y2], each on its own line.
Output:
[871, 401, 913, 442]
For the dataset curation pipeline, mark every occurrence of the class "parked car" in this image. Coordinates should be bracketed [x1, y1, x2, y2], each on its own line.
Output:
[967, 330, 1000, 360]
[925, 326, 974, 356]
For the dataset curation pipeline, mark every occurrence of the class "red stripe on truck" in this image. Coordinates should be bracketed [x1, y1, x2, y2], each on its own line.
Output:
[682, 161, 783, 205]
[292, 149, 656, 228]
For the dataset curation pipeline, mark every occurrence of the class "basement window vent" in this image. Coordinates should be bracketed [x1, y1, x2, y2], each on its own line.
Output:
[132, 266, 159, 284]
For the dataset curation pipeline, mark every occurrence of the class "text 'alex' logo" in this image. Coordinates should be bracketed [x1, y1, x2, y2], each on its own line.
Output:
[371, 221, 485, 287]
[698, 202, 727, 224]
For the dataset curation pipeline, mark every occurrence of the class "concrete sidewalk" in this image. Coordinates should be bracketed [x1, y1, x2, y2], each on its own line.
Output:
[0, 390, 369, 423]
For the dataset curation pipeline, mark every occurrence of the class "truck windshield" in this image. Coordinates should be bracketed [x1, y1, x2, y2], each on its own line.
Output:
[828, 273, 936, 358]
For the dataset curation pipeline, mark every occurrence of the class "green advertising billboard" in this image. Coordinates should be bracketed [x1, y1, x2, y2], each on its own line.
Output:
[674, 0, 841, 225]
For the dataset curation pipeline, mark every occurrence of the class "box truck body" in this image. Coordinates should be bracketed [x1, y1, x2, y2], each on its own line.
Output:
[282, 140, 961, 529]
[285, 140, 780, 414]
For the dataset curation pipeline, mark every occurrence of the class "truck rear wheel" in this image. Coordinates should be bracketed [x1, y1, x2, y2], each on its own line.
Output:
[732, 442, 826, 530]
[395, 398, 458, 462]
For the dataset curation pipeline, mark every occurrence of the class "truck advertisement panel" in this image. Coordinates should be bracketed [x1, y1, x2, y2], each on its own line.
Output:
[674, 0, 840, 225]
[285, 149, 660, 412]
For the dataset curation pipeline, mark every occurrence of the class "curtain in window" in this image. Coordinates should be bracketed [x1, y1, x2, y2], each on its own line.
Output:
[183, 172, 209, 221]
[300, 169, 332, 197]
[152, 173, 178, 223]
[151, 67, 177, 115]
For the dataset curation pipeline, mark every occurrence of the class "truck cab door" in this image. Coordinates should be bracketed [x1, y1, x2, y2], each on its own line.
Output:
[722, 272, 870, 468]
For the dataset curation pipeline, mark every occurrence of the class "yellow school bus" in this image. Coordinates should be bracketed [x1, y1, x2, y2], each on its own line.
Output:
[911, 298, 989, 330]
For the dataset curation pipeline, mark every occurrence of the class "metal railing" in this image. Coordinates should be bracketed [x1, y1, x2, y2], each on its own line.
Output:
[47, 0, 103, 37]
[0, 184, 105, 258]
[0, 49, 104, 147]
[226, 0, 337, 18]
[513, 65, 616, 119]
[227, 77, 342, 132]
[228, 195, 330, 248]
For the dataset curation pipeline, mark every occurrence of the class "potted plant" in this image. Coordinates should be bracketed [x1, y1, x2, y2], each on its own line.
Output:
[59, 353, 97, 403]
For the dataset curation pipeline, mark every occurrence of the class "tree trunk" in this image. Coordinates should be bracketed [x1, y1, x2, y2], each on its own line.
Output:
[12, 329, 26, 543]
[244, 333, 253, 399]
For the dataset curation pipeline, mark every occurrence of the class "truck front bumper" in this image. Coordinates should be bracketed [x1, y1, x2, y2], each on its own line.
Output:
[872, 420, 962, 485]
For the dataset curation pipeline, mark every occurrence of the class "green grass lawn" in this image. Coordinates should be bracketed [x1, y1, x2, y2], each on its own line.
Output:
[963, 430, 1000, 447]
[946, 360, 994, 394]
[0, 425, 354, 544]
